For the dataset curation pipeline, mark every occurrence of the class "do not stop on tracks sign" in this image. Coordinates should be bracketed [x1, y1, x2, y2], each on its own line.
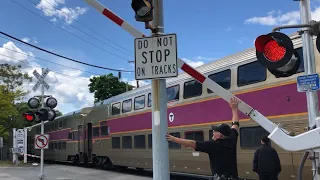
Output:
[34, 134, 49, 149]
[134, 34, 178, 80]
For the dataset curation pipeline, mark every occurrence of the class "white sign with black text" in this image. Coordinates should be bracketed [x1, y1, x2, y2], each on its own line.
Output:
[16, 129, 24, 153]
[134, 34, 178, 80]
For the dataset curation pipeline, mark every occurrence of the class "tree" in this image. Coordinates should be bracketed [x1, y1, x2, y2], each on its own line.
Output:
[0, 64, 32, 101]
[0, 85, 17, 139]
[55, 110, 63, 117]
[0, 64, 32, 140]
[88, 73, 133, 103]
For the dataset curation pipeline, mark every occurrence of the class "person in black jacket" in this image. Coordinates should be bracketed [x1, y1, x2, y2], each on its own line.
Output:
[166, 98, 240, 179]
[253, 136, 281, 180]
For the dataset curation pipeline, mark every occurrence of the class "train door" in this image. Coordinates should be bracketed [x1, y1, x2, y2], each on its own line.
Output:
[87, 122, 93, 163]
[77, 124, 83, 162]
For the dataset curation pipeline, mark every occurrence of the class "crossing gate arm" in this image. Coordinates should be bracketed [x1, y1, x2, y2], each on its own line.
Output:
[84, 0, 320, 152]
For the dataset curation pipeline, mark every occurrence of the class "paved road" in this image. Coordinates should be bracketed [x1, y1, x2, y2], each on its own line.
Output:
[0, 164, 210, 180]
[0, 164, 151, 180]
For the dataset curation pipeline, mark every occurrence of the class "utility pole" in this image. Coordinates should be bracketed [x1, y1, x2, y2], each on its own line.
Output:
[300, 0, 320, 179]
[150, 0, 170, 179]
[39, 68, 45, 180]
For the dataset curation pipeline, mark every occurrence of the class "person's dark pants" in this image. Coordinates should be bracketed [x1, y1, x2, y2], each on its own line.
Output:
[258, 172, 278, 180]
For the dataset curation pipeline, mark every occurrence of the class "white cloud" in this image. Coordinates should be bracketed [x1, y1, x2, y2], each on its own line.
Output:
[244, 7, 320, 26]
[121, 78, 150, 89]
[36, 0, 88, 24]
[0, 41, 94, 114]
[181, 58, 205, 68]
[21, 37, 30, 43]
[237, 37, 248, 44]
[21, 37, 38, 44]
[195, 56, 216, 61]
[226, 27, 233, 32]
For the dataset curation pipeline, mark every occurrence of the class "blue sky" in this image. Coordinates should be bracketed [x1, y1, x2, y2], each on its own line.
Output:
[0, 0, 319, 114]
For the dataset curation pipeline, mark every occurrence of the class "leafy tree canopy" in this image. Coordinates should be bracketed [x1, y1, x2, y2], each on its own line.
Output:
[55, 110, 63, 117]
[0, 64, 33, 140]
[88, 73, 133, 103]
[0, 63, 32, 101]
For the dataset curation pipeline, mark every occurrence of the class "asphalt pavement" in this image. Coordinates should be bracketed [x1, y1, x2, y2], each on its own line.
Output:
[0, 163, 211, 180]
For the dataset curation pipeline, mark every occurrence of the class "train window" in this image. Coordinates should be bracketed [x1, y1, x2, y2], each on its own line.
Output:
[134, 135, 146, 149]
[134, 95, 145, 110]
[100, 125, 109, 136]
[207, 70, 231, 93]
[169, 132, 181, 149]
[240, 126, 269, 148]
[184, 80, 202, 99]
[73, 131, 78, 140]
[122, 136, 132, 149]
[58, 142, 62, 149]
[93, 127, 99, 137]
[112, 102, 121, 115]
[68, 132, 73, 139]
[112, 137, 120, 149]
[62, 142, 66, 149]
[55, 121, 58, 129]
[185, 131, 204, 141]
[148, 93, 152, 107]
[148, 134, 152, 149]
[59, 121, 63, 128]
[63, 119, 67, 127]
[167, 85, 180, 102]
[122, 99, 132, 113]
[237, 61, 266, 87]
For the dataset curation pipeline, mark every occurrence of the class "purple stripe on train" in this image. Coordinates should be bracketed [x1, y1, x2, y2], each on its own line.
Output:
[48, 129, 70, 140]
[108, 83, 312, 133]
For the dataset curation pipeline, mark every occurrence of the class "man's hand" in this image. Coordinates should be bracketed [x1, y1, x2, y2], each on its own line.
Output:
[166, 133, 196, 148]
[166, 133, 176, 142]
[229, 97, 239, 111]
[229, 97, 240, 132]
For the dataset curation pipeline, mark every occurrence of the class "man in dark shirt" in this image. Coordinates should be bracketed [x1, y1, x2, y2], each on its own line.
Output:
[253, 136, 281, 180]
[166, 98, 240, 179]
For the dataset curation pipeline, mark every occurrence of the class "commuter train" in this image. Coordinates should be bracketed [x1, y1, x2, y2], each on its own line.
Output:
[26, 33, 319, 179]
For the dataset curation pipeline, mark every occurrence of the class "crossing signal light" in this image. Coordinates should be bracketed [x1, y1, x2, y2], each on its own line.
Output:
[131, 0, 153, 22]
[35, 108, 48, 121]
[35, 108, 56, 122]
[23, 111, 35, 121]
[255, 32, 301, 78]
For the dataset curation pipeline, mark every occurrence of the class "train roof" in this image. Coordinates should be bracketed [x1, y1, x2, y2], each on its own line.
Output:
[92, 32, 304, 107]
[25, 107, 92, 129]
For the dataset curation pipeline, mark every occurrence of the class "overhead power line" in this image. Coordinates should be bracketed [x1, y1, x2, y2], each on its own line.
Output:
[0, 31, 134, 72]
[0, 53, 90, 81]
[0, 45, 102, 76]
[41, 0, 133, 55]
[26, 0, 133, 57]
[10, 0, 132, 61]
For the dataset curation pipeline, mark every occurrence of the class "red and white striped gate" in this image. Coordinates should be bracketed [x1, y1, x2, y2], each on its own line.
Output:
[83, 0, 317, 152]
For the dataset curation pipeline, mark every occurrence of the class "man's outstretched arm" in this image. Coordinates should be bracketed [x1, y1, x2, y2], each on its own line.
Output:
[166, 133, 196, 148]
[229, 98, 240, 132]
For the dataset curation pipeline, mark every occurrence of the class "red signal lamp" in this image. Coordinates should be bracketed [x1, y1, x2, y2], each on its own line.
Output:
[23, 111, 35, 121]
[255, 32, 301, 78]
